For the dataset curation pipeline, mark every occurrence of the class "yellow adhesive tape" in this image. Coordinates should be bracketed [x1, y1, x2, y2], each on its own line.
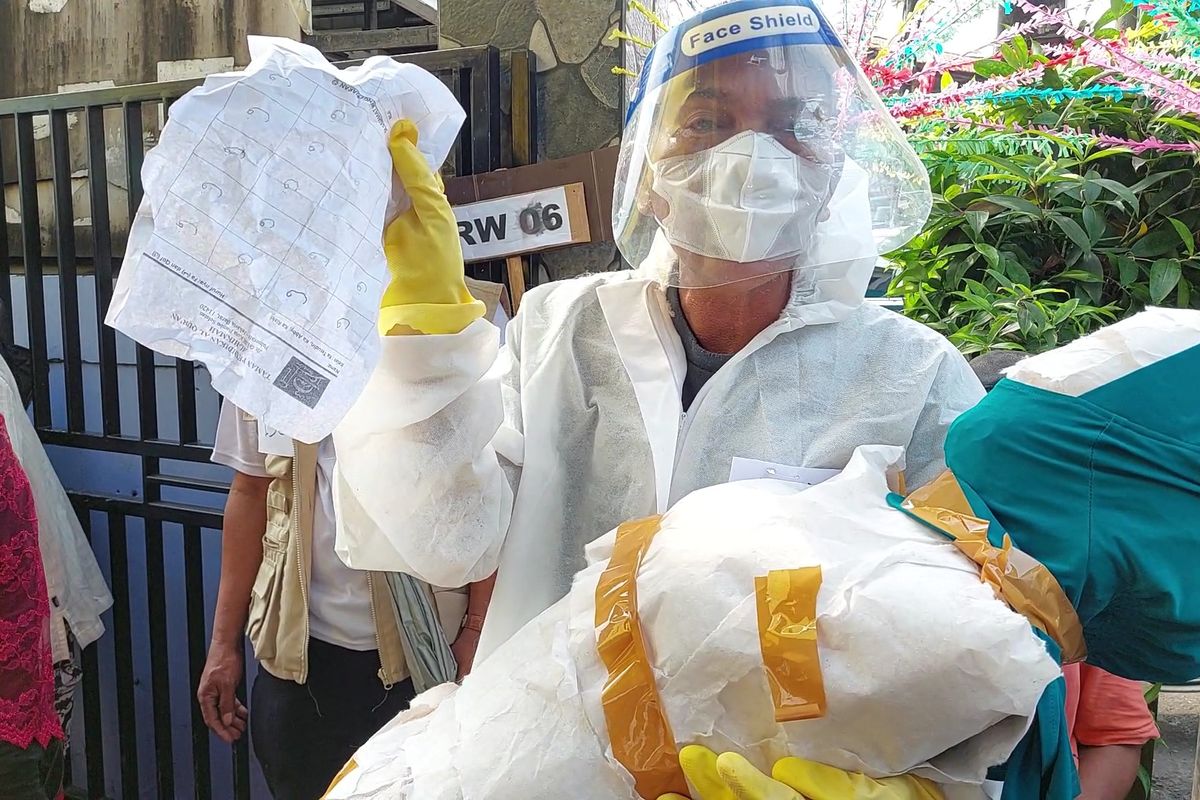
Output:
[595, 515, 689, 799]
[903, 471, 1087, 664]
[755, 567, 828, 723]
[322, 758, 357, 799]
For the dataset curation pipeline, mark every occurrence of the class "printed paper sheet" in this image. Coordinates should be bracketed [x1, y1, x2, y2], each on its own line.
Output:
[107, 36, 465, 443]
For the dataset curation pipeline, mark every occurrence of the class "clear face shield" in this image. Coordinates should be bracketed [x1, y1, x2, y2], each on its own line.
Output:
[614, 0, 932, 289]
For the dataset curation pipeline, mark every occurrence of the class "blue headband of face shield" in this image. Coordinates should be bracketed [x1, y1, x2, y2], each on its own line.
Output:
[626, 0, 847, 124]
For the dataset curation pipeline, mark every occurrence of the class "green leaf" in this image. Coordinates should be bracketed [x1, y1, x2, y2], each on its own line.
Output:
[973, 58, 1014, 77]
[976, 242, 1002, 269]
[1000, 42, 1019, 69]
[1089, 178, 1139, 211]
[1079, 278, 1105, 305]
[1132, 229, 1183, 259]
[1003, 259, 1032, 286]
[1050, 214, 1093, 253]
[1180, 278, 1192, 308]
[1052, 298, 1080, 324]
[1168, 217, 1196, 257]
[1150, 258, 1182, 302]
[1157, 115, 1200, 138]
[974, 154, 1033, 182]
[949, 188, 989, 209]
[1129, 169, 1188, 194]
[1116, 254, 1140, 286]
[1057, 270, 1103, 283]
[1011, 35, 1029, 65]
[1080, 148, 1133, 165]
[1017, 300, 1047, 336]
[1017, 303, 1036, 336]
[945, 259, 971, 292]
[1096, 0, 1132, 29]
[973, 173, 1031, 185]
[986, 268, 1017, 290]
[1079, 251, 1104, 280]
[966, 210, 991, 238]
[943, 184, 964, 203]
[983, 195, 1043, 216]
[1083, 206, 1106, 243]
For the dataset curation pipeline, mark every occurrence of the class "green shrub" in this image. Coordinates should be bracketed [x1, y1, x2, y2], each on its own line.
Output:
[884, 21, 1200, 354]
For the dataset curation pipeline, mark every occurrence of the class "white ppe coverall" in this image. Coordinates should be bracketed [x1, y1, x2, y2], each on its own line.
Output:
[331, 256, 985, 660]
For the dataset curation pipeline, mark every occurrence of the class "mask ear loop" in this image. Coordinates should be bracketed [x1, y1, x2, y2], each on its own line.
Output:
[635, 148, 658, 216]
[622, 114, 680, 280]
[635, 101, 677, 218]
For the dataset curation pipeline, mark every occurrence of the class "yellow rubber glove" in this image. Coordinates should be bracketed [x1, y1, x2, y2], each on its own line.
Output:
[378, 120, 485, 336]
[659, 746, 944, 800]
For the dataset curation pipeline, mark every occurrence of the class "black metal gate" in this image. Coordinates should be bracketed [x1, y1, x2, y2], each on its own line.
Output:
[0, 46, 502, 800]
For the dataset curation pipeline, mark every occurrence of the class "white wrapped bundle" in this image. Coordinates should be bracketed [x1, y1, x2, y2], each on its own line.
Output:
[327, 446, 1058, 800]
[1005, 306, 1200, 395]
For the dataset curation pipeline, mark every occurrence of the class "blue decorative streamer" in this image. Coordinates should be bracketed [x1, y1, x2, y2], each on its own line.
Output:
[884, 84, 1145, 106]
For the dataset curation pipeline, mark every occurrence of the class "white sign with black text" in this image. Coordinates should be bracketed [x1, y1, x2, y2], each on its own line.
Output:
[453, 184, 590, 262]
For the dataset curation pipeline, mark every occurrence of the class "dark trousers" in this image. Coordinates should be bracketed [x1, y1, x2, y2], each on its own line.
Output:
[0, 738, 64, 800]
[251, 639, 415, 800]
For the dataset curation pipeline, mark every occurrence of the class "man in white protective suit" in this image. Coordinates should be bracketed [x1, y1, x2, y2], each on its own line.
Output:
[332, 0, 984, 685]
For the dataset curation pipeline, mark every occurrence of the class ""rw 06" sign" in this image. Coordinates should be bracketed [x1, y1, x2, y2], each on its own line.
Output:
[452, 183, 591, 263]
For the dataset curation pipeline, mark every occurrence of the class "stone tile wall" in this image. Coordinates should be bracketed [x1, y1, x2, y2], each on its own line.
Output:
[441, 0, 625, 277]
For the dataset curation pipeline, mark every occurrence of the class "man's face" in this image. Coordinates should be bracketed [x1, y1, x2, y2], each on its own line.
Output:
[644, 48, 845, 286]
[651, 48, 842, 166]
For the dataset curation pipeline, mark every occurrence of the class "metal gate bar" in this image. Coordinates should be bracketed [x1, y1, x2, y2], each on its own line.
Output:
[0, 124, 10, 336]
[50, 110, 86, 432]
[14, 113, 51, 425]
[86, 105, 122, 438]
[0, 45, 505, 799]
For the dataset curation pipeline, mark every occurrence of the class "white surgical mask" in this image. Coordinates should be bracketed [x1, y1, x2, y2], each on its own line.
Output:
[650, 131, 831, 264]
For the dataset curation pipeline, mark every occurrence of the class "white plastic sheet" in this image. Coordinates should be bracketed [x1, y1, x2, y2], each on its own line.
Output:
[1005, 306, 1200, 396]
[106, 36, 465, 443]
[326, 446, 1058, 800]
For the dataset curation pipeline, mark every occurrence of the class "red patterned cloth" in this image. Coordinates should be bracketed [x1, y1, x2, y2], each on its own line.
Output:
[0, 413, 62, 750]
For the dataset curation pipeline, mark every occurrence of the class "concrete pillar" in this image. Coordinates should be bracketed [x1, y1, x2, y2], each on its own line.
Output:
[440, 0, 625, 278]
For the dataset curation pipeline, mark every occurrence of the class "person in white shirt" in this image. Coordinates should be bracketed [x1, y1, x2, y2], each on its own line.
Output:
[198, 403, 468, 799]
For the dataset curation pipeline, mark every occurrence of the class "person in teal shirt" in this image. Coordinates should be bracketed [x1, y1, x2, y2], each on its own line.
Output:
[678, 313, 1200, 800]
[946, 343, 1200, 685]
[901, 317, 1200, 800]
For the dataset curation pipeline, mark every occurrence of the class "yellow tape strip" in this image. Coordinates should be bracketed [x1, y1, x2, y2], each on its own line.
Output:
[321, 758, 357, 799]
[596, 516, 689, 799]
[755, 567, 827, 723]
[902, 471, 1087, 664]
